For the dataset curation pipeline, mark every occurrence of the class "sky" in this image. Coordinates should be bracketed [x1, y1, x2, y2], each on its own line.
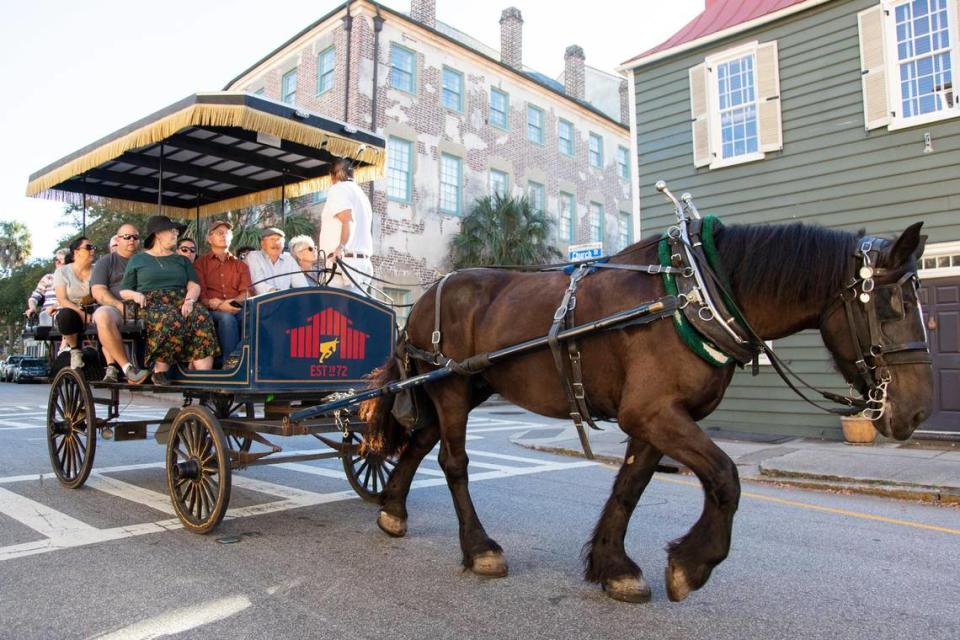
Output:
[0, 0, 703, 260]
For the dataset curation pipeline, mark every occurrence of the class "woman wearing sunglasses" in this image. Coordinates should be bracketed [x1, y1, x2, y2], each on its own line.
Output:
[177, 238, 197, 263]
[288, 235, 321, 286]
[53, 237, 97, 370]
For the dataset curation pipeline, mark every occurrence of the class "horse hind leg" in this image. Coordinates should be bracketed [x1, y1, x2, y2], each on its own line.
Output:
[433, 388, 507, 578]
[583, 437, 662, 603]
[626, 404, 740, 602]
[376, 421, 440, 538]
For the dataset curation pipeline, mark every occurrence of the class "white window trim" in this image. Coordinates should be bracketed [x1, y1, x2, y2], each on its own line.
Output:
[919, 240, 960, 278]
[706, 40, 765, 169]
[882, 0, 960, 131]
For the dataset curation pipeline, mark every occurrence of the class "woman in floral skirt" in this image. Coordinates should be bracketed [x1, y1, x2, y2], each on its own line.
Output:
[119, 215, 219, 384]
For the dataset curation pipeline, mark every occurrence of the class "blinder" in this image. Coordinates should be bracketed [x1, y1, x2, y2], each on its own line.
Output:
[822, 237, 931, 419]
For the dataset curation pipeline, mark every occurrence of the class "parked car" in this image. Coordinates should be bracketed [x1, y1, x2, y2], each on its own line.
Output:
[13, 357, 50, 383]
[3, 355, 27, 382]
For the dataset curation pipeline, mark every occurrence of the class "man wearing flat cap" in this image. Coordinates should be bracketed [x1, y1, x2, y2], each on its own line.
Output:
[195, 220, 251, 366]
[245, 227, 308, 296]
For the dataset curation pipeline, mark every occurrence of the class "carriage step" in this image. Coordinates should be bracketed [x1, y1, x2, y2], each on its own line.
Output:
[153, 408, 182, 445]
[112, 422, 148, 441]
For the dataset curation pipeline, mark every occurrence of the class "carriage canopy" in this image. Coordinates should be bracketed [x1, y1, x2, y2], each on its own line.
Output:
[26, 92, 386, 219]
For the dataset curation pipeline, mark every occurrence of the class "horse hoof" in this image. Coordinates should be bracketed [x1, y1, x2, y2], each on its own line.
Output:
[472, 551, 508, 578]
[602, 575, 652, 603]
[377, 511, 407, 538]
[665, 560, 692, 602]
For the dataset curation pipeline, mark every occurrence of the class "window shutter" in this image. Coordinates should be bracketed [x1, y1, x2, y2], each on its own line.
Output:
[689, 63, 711, 168]
[756, 41, 783, 152]
[858, 4, 891, 129]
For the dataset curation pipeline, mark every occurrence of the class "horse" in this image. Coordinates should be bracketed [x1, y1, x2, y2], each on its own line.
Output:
[361, 219, 932, 603]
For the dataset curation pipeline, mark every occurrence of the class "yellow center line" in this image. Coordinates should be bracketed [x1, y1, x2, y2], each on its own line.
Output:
[653, 474, 960, 536]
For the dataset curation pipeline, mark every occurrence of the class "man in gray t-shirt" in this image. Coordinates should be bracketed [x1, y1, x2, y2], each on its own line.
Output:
[91, 224, 148, 383]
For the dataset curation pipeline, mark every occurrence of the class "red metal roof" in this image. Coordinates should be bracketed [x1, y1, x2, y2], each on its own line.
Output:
[622, 0, 812, 66]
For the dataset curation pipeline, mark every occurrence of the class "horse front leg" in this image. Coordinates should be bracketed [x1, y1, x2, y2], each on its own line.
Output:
[627, 403, 740, 602]
[376, 422, 440, 538]
[434, 396, 507, 577]
[584, 437, 662, 603]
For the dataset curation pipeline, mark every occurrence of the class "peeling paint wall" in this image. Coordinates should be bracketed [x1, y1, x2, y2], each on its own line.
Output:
[231, 2, 632, 298]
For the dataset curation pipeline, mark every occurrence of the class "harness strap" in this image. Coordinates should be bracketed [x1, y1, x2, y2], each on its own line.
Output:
[432, 273, 452, 361]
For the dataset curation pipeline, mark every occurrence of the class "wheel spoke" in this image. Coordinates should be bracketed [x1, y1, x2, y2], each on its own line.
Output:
[376, 464, 388, 490]
[64, 438, 75, 478]
[72, 441, 83, 476]
[197, 481, 211, 518]
[362, 464, 373, 490]
[354, 459, 369, 479]
[59, 439, 70, 475]
[174, 446, 190, 462]
[187, 483, 198, 519]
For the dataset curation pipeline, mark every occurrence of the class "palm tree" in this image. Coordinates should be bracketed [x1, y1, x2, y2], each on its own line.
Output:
[449, 194, 561, 269]
[0, 221, 32, 276]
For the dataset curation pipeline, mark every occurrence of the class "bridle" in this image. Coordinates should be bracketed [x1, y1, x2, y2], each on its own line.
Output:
[819, 237, 931, 420]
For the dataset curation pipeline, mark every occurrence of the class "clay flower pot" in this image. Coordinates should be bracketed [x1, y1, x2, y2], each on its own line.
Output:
[841, 416, 877, 445]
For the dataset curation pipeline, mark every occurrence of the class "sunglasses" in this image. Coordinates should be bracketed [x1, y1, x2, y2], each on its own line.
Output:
[118, 234, 139, 241]
[178, 246, 197, 254]
[78, 244, 96, 252]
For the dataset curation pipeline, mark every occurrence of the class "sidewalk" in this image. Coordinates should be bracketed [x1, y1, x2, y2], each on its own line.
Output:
[511, 421, 960, 506]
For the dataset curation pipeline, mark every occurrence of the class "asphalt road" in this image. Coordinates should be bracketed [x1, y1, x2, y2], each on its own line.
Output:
[0, 380, 957, 640]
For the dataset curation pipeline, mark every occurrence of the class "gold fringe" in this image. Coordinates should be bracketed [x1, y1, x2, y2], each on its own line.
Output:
[26, 95, 385, 219]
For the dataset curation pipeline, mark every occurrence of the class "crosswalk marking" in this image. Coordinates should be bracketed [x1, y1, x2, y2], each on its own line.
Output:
[0, 487, 99, 538]
[85, 475, 175, 515]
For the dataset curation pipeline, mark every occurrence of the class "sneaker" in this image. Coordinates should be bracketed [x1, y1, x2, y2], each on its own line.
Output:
[70, 349, 84, 370]
[102, 364, 120, 383]
[123, 364, 149, 385]
[150, 370, 169, 386]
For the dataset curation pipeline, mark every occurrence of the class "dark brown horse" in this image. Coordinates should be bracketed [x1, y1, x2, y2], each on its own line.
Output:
[362, 219, 932, 603]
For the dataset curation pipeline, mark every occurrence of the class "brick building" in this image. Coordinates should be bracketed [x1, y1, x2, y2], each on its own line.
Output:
[224, 0, 634, 302]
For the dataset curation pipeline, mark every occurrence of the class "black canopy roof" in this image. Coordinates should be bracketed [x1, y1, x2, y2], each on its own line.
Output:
[27, 92, 385, 218]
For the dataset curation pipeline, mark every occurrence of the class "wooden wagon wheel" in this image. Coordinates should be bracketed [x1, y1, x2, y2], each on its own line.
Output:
[165, 406, 231, 534]
[204, 396, 253, 452]
[46, 368, 97, 488]
[341, 430, 397, 503]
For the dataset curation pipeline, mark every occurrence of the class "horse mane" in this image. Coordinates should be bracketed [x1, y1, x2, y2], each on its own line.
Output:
[714, 221, 861, 305]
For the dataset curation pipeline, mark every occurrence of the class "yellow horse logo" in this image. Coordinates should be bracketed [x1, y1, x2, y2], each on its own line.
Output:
[318, 338, 339, 363]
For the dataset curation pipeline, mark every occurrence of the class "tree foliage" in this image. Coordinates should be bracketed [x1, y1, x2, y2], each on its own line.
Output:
[448, 194, 562, 269]
[0, 221, 33, 276]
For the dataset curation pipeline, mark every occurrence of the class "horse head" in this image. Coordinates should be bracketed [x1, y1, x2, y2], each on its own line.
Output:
[819, 222, 932, 440]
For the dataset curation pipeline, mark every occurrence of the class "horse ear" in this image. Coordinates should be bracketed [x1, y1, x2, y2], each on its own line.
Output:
[888, 222, 924, 267]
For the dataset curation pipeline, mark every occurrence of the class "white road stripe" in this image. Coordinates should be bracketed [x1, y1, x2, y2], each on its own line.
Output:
[92, 595, 252, 640]
[230, 475, 323, 501]
[469, 423, 565, 433]
[0, 487, 99, 538]
[86, 475, 174, 515]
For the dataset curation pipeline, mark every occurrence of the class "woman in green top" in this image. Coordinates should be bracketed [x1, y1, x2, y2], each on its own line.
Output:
[120, 216, 219, 384]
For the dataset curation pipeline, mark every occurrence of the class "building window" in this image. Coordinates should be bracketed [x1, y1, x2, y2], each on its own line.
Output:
[439, 153, 462, 215]
[316, 47, 335, 95]
[617, 146, 630, 180]
[588, 133, 603, 168]
[387, 136, 413, 202]
[716, 54, 759, 160]
[281, 68, 297, 105]
[558, 119, 574, 155]
[490, 88, 509, 129]
[888, 0, 957, 127]
[390, 44, 415, 93]
[559, 192, 575, 243]
[618, 211, 633, 250]
[383, 287, 412, 326]
[589, 202, 604, 243]
[489, 169, 509, 196]
[442, 67, 464, 111]
[527, 181, 545, 212]
[527, 105, 544, 144]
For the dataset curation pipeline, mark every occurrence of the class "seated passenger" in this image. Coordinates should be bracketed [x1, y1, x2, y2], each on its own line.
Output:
[177, 237, 197, 263]
[245, 227, 308, 295]
[288, 235, 321, 286]
[53, 237, 97, 370]
[90, 224, 149, 384]
[119, 216, 219, 385]
[195, 220, 251, 367]
[25, 248, 67, 326]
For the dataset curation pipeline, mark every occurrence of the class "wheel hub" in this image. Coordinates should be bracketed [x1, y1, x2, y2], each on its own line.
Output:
[175, 459, 201, 480]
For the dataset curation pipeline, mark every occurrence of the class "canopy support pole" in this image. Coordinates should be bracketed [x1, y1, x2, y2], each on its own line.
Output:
[281, 178, 286, 226]
[81, 179, 87, 235]
[195, 194, 200, 233]
[157, 142, 164, 216]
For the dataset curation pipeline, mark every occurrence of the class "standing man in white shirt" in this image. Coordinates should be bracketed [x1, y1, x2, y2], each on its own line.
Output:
[245, 227, 308, 295]
[318, 158, 375, 294]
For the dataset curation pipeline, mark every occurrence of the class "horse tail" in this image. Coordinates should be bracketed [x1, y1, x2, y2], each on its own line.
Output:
[358, 353, 410, 457]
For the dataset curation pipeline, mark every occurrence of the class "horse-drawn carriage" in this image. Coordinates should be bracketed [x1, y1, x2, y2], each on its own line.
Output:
[26, 91, 934, 603]
[26, 92, 400, 533]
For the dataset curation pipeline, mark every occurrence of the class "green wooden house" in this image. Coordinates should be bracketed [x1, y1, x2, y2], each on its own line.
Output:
[620, 0, 960, 439]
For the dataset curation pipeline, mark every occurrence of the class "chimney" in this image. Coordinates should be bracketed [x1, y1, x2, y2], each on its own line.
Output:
[499, 7, 523, 69]
[411, 0, 436, 28]
[619, 79, 629, 125]
[564, 45, 585, 101]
